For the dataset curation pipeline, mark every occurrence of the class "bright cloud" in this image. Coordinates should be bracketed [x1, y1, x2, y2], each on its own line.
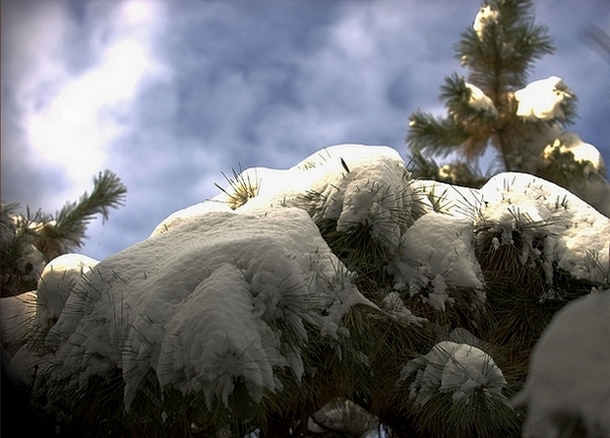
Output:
[18, 0, 169, 201]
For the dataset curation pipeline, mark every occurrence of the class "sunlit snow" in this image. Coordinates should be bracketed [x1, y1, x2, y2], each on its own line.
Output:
[514, 76, 573, 121]
[465, 83, 498, 116]
[543, 131, 605, 171]
[473, 5, 499, 40]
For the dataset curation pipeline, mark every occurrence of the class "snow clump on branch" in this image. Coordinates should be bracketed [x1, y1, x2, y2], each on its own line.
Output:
[400, 341, 508, 405]
[514, 76, 573, 121]
[473, 5, 499, 40]
[465, 83, 498, 117]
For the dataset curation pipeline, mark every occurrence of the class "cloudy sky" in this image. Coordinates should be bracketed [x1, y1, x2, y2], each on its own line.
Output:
[2, 0, 609, 261]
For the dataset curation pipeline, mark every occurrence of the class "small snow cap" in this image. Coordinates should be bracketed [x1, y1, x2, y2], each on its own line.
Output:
[473, 5, 499, 39]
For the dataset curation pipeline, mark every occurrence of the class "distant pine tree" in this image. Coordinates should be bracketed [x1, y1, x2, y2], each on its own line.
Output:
[406, 0, 609, 204]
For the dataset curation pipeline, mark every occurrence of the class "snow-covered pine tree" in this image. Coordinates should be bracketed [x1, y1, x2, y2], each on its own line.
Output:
[0, 170, 126, 296]
[406, 0, 609, 215]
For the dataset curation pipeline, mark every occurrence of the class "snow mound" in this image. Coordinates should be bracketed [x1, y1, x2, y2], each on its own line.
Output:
[25, 207, 373, 410]
[514, 290, 610, 437]
[478, 173, 610, 284]
[401, 341, 507, 405]
[514, 76, 573, 121]
[302, 148, 417, 253]
[390, 213, 485, 310]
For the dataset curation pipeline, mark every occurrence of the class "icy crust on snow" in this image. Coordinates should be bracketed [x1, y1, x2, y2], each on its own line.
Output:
[478, 173, 610, 284]
[514, 290, 610, 437]
[400, 341, 507, 405]
[27, 208, 373, 409]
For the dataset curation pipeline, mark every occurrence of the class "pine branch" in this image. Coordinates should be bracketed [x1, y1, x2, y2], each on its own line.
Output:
[0, 204, 49, 295]
[49, 170, 127, 256]
[406, 111, 468, 158]
[406, 0, 568, 178]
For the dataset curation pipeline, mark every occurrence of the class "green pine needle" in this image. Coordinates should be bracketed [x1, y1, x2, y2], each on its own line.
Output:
[52, 170, 127, 254]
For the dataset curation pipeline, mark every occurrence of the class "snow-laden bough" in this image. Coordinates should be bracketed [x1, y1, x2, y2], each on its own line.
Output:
[13, 208, 374, 416]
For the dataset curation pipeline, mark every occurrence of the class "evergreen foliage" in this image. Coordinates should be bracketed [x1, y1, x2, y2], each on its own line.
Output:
[406, 0, 582, 179]
[0, 170, 126, 296]
[2, 2, 608, 438]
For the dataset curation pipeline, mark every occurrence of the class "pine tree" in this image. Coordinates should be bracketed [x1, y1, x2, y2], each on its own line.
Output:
[0, 170, 127, 296]
[406, 0, 593, 185]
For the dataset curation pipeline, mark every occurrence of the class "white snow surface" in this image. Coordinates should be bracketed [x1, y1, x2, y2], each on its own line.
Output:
[401, 341, 507, 405]
[514, 76, 572, 121]
[478, 173, 610, 284]
[36, 253, 99, 331]
[465, 83, 498, 116]
[390, 212, 485, 310]
[514, 290, 610, 437]
[1, 291, 37, 364]
[473, 5, 499, 39]
[20, 207, 373, 409]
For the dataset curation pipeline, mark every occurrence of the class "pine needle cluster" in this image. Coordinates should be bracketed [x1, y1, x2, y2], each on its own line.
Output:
[1, 170, 126, 296]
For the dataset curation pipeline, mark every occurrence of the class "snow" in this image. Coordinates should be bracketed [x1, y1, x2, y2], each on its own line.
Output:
[1, 291, 37, 364]
[465, 83, 498, 116]
[412, 179, 482, 218]
[35, 253, 99, 331]
[514, 76, 573, 121]
[2, 144, 609, 431]
[401, 341, 507, 405]
[478, 173, 610, 284]
[15, 207, 374, 410]
[543, 131, 605, 172]
[514, 290, 610, 437]
[389, 212, 485, 310]
[473, 5, 499, 40]
[380, 291, 426, 325]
